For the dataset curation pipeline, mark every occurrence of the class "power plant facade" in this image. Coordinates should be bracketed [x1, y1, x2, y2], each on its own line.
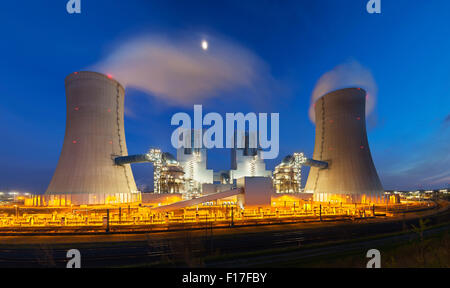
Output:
[304, 88, 384, 204]
[45, 71, 140, 205]
[176, 129, 214, 198]
[230, 132, 272, 181]
[273, 155, 301, 193]
[41, 72, 383, 206]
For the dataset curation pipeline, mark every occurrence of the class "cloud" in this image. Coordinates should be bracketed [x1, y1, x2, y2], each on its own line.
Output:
[93, 34, 278, 106]
[308, 60, 377, 122]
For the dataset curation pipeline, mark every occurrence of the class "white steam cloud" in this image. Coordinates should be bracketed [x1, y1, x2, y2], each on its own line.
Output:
[309, 60, 377, 122]
[94, 34, 276, 105]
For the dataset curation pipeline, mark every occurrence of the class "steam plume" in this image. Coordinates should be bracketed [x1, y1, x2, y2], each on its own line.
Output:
[309, 60, 377, 122]
[93, 34, 276, 105]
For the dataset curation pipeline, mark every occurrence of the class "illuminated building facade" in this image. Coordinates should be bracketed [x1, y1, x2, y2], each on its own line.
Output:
[45, 71, 140, 205]
[230, 132, 272, 182]
[159, 153, 185, 193]
[176, 129, 214, 198]
[304, 88, 384, 204]
[273, 155, 301, 193]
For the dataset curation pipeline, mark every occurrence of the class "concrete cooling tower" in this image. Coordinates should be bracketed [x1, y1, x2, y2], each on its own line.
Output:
[44, 71, 140, 205]
[304, 88, 384, 204]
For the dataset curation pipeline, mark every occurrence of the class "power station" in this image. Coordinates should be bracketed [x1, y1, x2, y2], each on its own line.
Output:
[304, 88, 384, 203]
[3, 69, 435, 243]
[41, 72, 385, 207]
[45, 71, 140, 205]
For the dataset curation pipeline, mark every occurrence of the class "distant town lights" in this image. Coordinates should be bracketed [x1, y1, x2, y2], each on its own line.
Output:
[0, 191, 31, 196]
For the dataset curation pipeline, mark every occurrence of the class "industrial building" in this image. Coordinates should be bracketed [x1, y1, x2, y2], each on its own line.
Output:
[273, 152, 327, 196]
[304, 88, 384, 204]
[230, 132, 272, 181]
[114, 149, 185, 195]
[176, 129, 214, 197]
[44, 71, 140, 205]
[273, 155, 302, 193]
[40, 71, 384, 208]
[158, 153, 185, 194]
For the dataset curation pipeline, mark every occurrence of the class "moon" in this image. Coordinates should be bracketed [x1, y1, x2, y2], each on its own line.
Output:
[201, 40, 208, 51]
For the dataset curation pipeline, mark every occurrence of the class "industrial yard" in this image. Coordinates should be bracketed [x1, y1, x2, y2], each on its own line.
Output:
[0, 71, 441, 238]
[0, 200, 447, 267]
[1, 1, 448, 273]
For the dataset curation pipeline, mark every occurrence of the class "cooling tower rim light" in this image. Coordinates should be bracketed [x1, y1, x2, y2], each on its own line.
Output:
[65, 70, 125, 90]
[313, 87, 366, 104]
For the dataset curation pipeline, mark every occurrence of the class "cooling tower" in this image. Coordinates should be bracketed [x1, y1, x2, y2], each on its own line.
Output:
[304, 88, 383, 204]
[45, 71, 139, 205]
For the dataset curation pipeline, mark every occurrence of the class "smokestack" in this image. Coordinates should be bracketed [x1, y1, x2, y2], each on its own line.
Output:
[304, 88, 383, 204]
[45, 71, 139, 205]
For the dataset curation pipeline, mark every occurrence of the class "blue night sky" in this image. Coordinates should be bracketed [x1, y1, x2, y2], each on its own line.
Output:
[0, 0, 449, 193]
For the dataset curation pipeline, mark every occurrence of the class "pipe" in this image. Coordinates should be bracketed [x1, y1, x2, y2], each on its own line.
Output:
[303, 158, 328, 169]
[114, 154, 151, 166]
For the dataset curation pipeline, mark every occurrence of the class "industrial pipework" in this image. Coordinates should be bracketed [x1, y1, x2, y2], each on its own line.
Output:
[115, 149, 184, 194]
[273, 152, 328, 193]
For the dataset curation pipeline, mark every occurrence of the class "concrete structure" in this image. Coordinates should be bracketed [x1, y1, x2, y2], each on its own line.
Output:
[304, 88, 384, 204]
[46, 71, 140, 205]
[202, 183, 234, 195]
[213, 170, 231, 184]
[152, 176, 273, 212]
[236, 177, 273, 209]
[230, 133, 272, 182]
[177, 129, 214, 197]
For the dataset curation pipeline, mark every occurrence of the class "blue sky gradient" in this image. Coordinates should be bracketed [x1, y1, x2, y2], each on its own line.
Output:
[0, 0, 449, 193]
